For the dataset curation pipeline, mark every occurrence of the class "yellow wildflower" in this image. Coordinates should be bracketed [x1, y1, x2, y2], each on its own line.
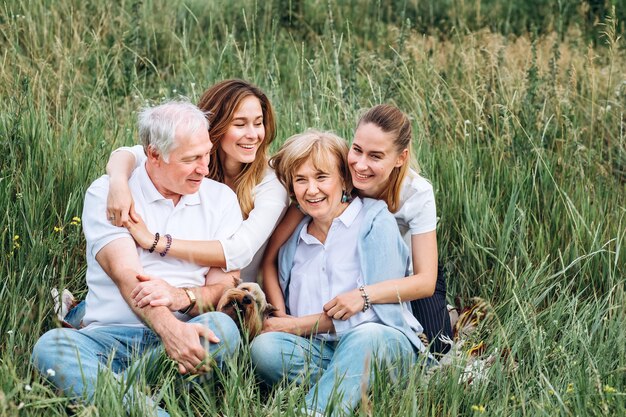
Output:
[566, 383, 574, 393]
[54, 226, 63, 233]
[471, 405, 486, 413]
[603, 385, 617, 394]
[13, 235, 19, 241]
[70, 216, 81, 226]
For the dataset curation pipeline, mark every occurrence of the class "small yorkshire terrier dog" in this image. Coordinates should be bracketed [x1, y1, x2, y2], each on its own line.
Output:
[216, 282, 276, 339]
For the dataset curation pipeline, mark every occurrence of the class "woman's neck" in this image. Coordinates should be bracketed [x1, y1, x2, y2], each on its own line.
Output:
[307, 201, 350, 244]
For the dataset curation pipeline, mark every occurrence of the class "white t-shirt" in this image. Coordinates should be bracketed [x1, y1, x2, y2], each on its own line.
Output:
[393, 169, 437, 268]
[81, 164, 242, 328]
[113, 145, 288, 282]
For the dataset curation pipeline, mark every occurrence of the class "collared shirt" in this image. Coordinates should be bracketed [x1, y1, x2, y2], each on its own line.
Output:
[81, 163, 242, 328]
[113, 145, 289, 282]
[287, 198, 378, 340]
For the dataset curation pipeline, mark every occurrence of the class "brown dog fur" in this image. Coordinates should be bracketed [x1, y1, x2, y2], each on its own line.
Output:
[216, 282, 276, 339]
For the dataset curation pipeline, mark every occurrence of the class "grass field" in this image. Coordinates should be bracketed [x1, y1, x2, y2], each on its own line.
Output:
[1, 1, 625, 416]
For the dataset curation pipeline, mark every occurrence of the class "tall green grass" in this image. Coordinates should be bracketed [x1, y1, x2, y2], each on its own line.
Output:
[1, 1, 624, 415]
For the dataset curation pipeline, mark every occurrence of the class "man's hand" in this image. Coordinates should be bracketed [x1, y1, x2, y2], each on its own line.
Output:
[130, 274, 188, 311]
[323, 289, 364, 320]
[158, 319, 220, 374]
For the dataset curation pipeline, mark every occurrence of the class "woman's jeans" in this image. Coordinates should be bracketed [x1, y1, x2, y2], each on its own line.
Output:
[250, 323, 421, 416]
[31, 312, 240, 417]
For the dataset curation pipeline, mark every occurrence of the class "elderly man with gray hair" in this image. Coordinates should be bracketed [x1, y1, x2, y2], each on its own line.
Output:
[31, 101, 242, 416]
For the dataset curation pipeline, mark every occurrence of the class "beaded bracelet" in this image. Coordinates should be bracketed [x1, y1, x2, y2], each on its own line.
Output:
[159, 233, 172, 257]
[358, 285, 371, 312]
[148, 233, 160, 253]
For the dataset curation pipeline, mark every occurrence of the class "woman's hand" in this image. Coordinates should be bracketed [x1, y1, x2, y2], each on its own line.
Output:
[107, 176, 138, 227]
[323, 288, 364, 320]
[130, 274, 188, 311]
[122, 212, 155, 250]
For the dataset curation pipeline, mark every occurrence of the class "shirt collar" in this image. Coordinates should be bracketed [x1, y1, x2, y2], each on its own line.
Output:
[135, 163, 201, 206]
[297, 197, 363, 245]
[334, 196, 363, 228]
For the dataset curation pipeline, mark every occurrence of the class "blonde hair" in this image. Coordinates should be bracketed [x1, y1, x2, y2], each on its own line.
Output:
[269, 129, 352, 198]
[197, 79, 277, 219]
[357, 104, 416, 213]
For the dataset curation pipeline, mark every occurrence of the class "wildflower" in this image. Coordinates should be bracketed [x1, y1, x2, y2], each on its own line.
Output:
[477, 126, 483, 132]
[24, 384, 32, 391]
[510, 395, 516, 401]
[12, 235, 20, 249]
[190, 82, 196, 88]
[54, 226, 63, 233]
[13, 235, 19, 241]
[603, 385, 617, 394]
[566, 383, 574, 393]
[7, 330, 13, 335]
[548, 390, 555, 395]
[46, 369, 56, 377]
[606, 105, 612, 112]
[172, 89, 177, 94]
[70, 216, 81, 226]
[464, 119, 471, 125]
[471, 405, 486, 413]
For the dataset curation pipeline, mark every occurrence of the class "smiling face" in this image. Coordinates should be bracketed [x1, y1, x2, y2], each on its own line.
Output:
[293, 158, 346, 225]
[218, 95, 265, 168]
[147, 126, 212, 204]
[348, 122, 408, 198]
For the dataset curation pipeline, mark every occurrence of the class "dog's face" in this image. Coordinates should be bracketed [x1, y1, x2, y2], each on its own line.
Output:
[216, 282, 276, 339]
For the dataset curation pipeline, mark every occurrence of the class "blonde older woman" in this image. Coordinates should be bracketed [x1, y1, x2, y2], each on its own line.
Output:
[251, 130, 431, 417]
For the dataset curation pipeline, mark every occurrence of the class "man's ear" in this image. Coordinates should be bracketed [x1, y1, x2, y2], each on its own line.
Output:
[146, 145, 162, 166]
[394, 148, 409, 168]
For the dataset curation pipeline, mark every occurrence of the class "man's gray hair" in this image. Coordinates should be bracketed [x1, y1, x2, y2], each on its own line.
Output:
[138, 100, 209, 162]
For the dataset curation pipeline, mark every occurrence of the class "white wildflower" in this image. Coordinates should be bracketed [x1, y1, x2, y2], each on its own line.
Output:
[46, 369, 56, 377]
[24, 384, 32, 391]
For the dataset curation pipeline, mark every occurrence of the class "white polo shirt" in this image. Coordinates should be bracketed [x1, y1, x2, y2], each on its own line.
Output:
[81, 164, 242, 328]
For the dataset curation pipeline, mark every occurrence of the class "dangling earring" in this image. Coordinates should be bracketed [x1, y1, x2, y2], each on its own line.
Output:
[341, 190, 350, 203]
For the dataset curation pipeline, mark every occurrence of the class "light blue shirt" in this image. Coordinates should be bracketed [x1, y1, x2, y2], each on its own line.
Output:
[288, 198, 377, 340]
[279, 198, 427, 353]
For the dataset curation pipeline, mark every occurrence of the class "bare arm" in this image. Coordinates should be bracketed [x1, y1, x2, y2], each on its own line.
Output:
[95, 237, 218, 374]
[262, 312, 334, 337]
[130, 267, 239, 315]
[261, 203, 305, 315]
[106, 149, 138, 227]
[122, 173, 288, 270]
[324, 231, 438, 319]
[124, 213, 227, 267]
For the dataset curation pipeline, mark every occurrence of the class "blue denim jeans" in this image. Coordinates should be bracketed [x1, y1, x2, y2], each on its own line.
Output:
[250, 322, 420, 416]
[31, 312, 240, 416]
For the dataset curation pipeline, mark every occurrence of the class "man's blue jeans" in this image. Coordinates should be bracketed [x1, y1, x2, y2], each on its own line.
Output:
[31, 312, 240, 416]
[250, 322, 420, 416]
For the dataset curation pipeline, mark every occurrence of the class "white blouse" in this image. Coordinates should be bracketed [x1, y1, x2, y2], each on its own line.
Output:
[112, 145, 289, 282]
